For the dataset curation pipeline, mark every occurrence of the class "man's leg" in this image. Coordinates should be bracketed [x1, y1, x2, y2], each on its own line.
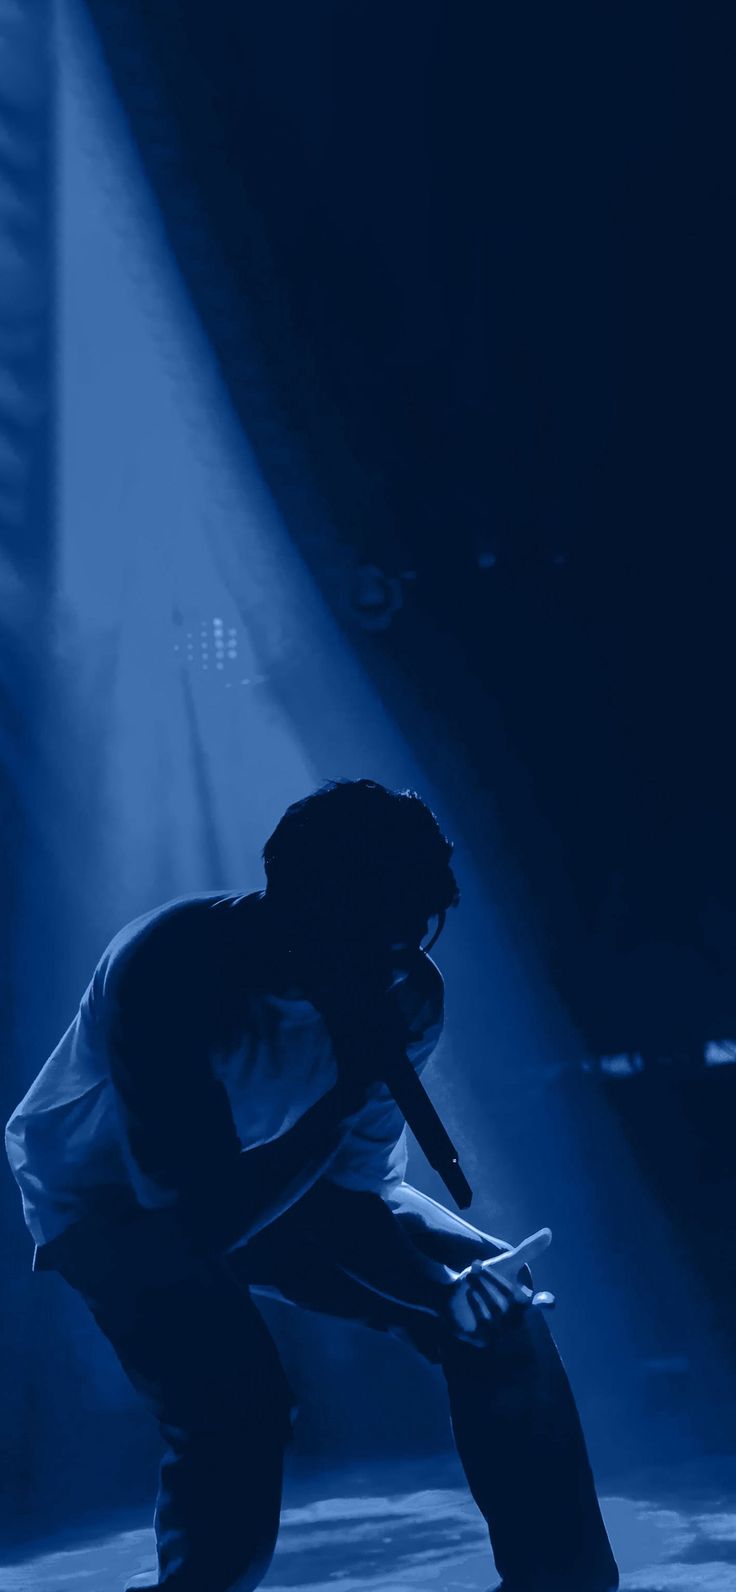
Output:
[54, 1208, 294, 1592]
[236, 1182, 619, 1592]
[388, 1184, 619, 1591]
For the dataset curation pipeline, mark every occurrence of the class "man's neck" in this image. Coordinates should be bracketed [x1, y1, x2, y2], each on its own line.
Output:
[246, 893, 312, 999]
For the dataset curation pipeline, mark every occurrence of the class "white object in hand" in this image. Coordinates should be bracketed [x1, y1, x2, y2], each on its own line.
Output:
[445, 1227, 553, 1344]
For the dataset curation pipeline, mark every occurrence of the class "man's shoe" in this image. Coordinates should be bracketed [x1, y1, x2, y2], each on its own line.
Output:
[488, 1582, 619, 1591]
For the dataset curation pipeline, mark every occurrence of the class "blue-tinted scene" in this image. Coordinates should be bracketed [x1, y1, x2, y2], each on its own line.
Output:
[2, 5, 735, 1591]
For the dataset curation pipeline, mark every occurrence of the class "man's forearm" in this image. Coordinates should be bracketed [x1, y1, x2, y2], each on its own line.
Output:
[189, 1085, 358, 1254]
[289, 1180, 456, 1317]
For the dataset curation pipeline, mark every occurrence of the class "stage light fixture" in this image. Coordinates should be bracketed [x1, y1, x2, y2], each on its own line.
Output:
[348, 563, 404, 632]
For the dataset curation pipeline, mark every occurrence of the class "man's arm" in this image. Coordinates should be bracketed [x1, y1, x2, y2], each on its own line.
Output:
[295, 956, 459, 1315]
[296, 1181, 553, 1335]
[293, 1179, 456, 1315]
[305, 958, 548, 1327]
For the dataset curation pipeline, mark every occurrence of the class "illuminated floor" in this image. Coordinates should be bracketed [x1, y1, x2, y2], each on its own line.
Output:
[1, 1470, 734, 1591]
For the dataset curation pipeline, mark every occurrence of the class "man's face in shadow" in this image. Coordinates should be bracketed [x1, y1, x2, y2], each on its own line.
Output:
[288, 896, 432, 993]
[336, 900, 442, 987]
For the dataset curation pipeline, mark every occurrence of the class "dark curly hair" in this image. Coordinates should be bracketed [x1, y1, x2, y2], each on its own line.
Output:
[263, 779, 459, 938]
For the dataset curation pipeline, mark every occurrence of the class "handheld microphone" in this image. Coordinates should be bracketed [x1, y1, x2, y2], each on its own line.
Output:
[317, 954, 474, 1212]
[379, 1044, 473, 1210]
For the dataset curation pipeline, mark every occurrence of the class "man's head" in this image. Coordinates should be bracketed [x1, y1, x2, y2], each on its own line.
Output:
[262, 779, 459, 972]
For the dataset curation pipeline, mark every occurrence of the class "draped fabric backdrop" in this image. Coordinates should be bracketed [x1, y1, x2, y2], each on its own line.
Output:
[0, 0, 56, 1526]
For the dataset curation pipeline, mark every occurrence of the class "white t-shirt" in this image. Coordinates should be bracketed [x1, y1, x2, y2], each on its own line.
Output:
[5, 893, 444, 1250]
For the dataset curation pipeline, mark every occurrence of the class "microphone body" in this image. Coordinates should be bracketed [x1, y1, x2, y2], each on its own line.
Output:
[314, 961, 474, 1212]
[379, 1045, 473, 1210]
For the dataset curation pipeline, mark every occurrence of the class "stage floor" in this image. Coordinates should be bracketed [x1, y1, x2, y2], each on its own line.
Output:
[1, 1460, 734, 1591]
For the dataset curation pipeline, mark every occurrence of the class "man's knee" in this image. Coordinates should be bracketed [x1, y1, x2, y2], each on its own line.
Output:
[440, 1296, 559, 1387]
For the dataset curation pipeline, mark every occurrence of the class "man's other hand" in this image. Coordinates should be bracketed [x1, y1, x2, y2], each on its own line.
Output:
[443, 1228, 553, 1345]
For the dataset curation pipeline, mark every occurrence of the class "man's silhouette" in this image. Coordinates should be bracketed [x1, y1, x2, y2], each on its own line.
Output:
[6, 780, 618, 1592]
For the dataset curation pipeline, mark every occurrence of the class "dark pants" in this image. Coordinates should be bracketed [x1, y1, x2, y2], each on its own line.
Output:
[54, 1183, 619, 1592]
